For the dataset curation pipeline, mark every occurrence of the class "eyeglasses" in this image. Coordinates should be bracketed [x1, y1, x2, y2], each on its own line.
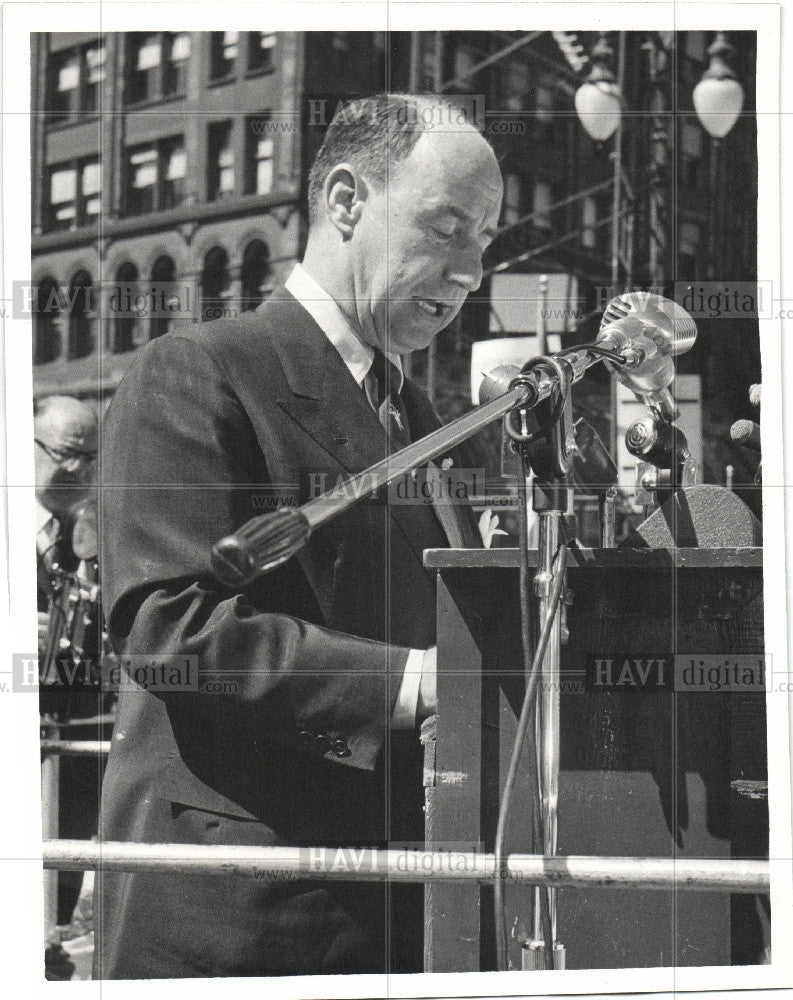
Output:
[35, 438, 96, 467]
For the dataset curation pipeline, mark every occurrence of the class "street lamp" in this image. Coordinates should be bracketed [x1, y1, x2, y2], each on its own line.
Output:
[574, 33, 621, 142]
[693, 32, 745, 280]
[693, 32, 745, 139]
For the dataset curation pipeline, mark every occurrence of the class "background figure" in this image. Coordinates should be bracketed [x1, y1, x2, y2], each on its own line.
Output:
[34, 395, 104, 978]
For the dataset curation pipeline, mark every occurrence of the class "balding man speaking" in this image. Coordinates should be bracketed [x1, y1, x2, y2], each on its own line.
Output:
[95, 94, 503, 979]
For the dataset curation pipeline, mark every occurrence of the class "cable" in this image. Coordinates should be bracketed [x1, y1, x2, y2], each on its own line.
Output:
[492, 455, 568, 970]
[562, 344, 627, 365]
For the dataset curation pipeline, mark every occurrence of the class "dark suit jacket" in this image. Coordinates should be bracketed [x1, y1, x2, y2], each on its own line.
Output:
[95, 290, 467, 977]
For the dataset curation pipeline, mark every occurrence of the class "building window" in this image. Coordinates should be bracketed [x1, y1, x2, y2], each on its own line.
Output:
[34, 277, 62, 365]
[124, 138, 186, 215]
[581, 195, 597, 248]
[46, 159, 100, 230]
[83, 44, 106, 114]
[163, 33, 190, 96]
[67, 270, 95, 360]
[50, 50, 80, 119]
[162, 138, 187, 208]
[81, 160, 101, 224]
[248, 32, 276, 73]
[47, 43, 105, 121]
[241, 240, 271, 311]
[126, 32, 189, 103]
[532, 179, 553, 230]
[48, 166, 77, 230]
[127, 146, 158, 214]
[245, 116, 274, 195]
[210, 31, 239, 81]
[128, 33, 162, 103]
[150, 255, 177, 339]
[201, 247, 230, 321]
[502, 173, 521, 227]
[112, 262, 142, 353]
[208, 121, 235, 200]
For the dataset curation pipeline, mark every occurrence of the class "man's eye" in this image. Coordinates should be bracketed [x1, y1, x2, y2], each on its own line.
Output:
[431, 227, 455, 242]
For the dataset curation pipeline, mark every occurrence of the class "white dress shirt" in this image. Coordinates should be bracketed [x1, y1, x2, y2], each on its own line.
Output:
[35, 498, 58, 557]
[285, 264, 426, 728]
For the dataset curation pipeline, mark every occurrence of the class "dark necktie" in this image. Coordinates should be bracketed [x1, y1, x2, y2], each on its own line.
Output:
[369, 349, 410, 447]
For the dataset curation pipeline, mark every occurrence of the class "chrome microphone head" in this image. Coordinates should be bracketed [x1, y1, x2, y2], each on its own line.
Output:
[598, 292, 697, 357]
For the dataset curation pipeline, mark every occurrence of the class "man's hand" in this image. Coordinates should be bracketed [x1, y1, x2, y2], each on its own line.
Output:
[417, 646, 437, 719]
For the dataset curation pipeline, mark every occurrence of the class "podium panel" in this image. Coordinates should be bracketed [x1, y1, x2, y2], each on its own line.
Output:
[423, 548, 767, 972]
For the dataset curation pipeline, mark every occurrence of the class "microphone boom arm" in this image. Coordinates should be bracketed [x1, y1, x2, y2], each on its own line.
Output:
[210, 346, 608, 588]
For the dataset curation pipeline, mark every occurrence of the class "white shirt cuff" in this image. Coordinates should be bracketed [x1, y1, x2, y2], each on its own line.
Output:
[391, 647, 426, 729]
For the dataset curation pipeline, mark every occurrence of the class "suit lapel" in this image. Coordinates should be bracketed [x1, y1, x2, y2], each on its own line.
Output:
[268, 291, 393, 472]
[262, 292, 448, 565]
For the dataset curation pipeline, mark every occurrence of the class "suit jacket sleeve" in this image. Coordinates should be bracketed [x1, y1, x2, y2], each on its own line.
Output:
[101, 333, 410, 771]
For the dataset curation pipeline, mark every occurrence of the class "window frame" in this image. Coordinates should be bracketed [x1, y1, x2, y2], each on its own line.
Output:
[125, 31, 190, 106]
[208, 31, 241, 84]
[244, 113, 275, 196]
[46, 41, 106, 123]
[207, 120, 236, 201]
[45, 157, 102, 231]
[123, 136, 187, 216]
[246, 32, 277, 76]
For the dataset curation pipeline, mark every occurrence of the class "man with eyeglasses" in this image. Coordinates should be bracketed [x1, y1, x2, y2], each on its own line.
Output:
[34, 394, 98, 538]
[34, 394, 100, 978]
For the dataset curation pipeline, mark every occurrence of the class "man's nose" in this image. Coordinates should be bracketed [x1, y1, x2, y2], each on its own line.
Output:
[444, 244, 483, 293]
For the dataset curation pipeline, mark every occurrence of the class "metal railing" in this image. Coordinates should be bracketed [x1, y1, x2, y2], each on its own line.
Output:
[43, 839, 770, 893]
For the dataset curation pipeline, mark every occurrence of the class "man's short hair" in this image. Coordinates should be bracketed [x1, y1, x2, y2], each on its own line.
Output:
[307, 92, 471, 225]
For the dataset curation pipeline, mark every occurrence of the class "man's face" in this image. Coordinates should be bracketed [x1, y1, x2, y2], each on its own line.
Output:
[350, 126, 503, 355]
[34, 401, 98, 517]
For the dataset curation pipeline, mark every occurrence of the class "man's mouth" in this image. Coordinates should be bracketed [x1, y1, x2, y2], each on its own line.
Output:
[415, 298, 450, 318]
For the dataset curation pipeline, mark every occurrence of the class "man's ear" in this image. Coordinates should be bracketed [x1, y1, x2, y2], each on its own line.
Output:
[324, 163, 365, 239]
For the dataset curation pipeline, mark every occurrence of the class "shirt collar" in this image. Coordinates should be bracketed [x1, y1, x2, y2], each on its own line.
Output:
[35, 498, 57, 553]
[285, 264, 403, 392]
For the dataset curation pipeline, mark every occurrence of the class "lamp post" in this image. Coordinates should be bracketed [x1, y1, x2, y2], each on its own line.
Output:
[693, 32, 745, 281]
[574, 32, 625, 456]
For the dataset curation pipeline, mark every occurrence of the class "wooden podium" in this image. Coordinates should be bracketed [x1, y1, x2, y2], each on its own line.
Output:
[422, 546, 768, 972]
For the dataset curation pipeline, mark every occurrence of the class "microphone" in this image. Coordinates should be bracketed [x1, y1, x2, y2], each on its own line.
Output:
[596, 292, 697, 420]
[730, 419, 761, 453]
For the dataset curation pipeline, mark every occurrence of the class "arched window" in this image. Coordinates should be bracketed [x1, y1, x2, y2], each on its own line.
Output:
[240, 239, 270, 312]
[67, 270, 95, 359]
[200, 246, 230, 321]
[150, 254, 176, 338]
[33, 276, 62, 364]
[112, 261, 140, 353]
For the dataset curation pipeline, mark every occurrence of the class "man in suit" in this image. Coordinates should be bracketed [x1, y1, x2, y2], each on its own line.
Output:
[94, 93, 503, 979]
[34, 396, 101, 975]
